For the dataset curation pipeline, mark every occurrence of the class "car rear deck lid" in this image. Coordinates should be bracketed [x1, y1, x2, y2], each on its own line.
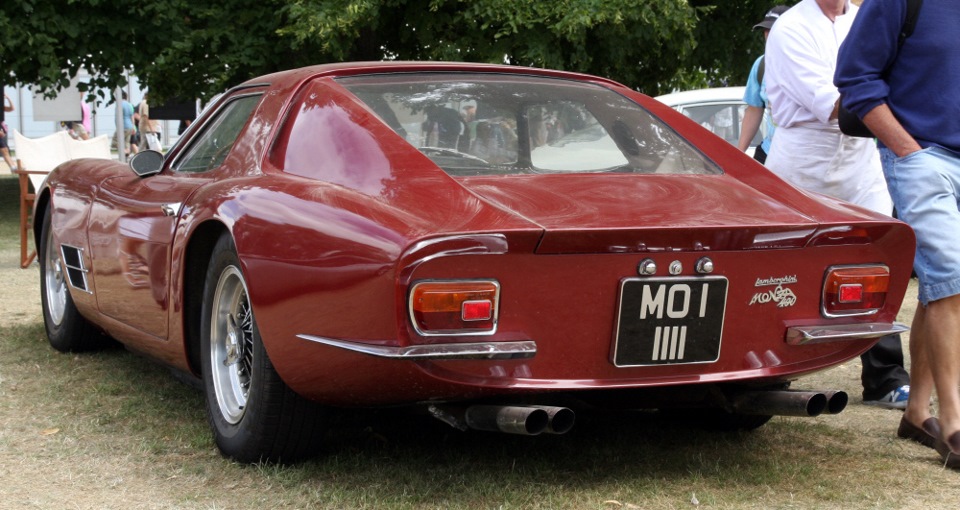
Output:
[458, 174, 818, 253]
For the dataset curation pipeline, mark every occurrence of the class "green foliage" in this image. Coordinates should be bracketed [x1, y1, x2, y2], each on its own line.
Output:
[0, 0, 788, 103]
[139, 0, 330, 103]
[0, 1, 187, 101]
[283, 0, 706, 94]
[688, 0, 785, 87]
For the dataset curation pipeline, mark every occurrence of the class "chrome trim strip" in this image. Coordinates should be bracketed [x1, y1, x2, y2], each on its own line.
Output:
[785, 322, 909, 346]
[297, 334, 536, 360]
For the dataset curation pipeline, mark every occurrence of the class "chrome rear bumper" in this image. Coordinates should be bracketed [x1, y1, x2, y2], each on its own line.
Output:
[297, 334, 536, 360]
[785, 322, 909, 346]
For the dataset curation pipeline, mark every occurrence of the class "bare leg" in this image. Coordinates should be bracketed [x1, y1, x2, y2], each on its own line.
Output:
[903, 304, 935, 428]
[924, 294, 960, 446]
[1, 148, 15, 171]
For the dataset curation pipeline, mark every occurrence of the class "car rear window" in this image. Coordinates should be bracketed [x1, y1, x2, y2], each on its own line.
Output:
[335, 73, 721, 177]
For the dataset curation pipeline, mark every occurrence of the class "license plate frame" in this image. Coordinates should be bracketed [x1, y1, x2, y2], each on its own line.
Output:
[612, 277, 728, 367]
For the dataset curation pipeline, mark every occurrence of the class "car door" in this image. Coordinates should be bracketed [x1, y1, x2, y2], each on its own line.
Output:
[87, 94, 262, 339]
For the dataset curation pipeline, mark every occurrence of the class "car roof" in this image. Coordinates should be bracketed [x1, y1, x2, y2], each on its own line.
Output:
[654, 86, 748, 107]
[241, 61, 630, 92]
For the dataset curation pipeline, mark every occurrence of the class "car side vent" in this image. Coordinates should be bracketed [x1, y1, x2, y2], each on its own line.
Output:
[60, 245, 90, 293]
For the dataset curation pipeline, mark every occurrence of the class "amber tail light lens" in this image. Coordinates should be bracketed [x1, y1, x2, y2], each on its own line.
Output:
[822, 265, 890, 317]
[409, 280, 500, 336]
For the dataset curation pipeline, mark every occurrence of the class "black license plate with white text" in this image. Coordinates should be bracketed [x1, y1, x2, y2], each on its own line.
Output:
[612, 277, 727, 367]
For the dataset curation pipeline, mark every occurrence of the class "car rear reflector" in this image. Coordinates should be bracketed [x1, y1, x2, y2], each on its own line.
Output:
[410, 281, 499, 336]
[838, 284, 863, 303]
[461, 300, 493, 321]
[822, 265, 889, 317]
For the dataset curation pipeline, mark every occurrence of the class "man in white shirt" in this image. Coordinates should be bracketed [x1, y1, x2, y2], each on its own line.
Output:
[764, 0, 890, 212]
[764, 0, 911, 409]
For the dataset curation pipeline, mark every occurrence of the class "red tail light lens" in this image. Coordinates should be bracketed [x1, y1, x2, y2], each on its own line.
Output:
[410, 280, 499, 336]
[838, 284, 863, 303]
[822, 265, 889, 317]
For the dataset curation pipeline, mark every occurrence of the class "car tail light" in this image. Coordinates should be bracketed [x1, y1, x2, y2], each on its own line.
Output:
[822, 265, 889, 317]
[410, 280, 499, 336]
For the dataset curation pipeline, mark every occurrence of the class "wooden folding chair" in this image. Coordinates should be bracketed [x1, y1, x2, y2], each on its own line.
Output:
[13, 163, 48, 267]
[12, 130, 73, 268]
[12, 131, 114, 268]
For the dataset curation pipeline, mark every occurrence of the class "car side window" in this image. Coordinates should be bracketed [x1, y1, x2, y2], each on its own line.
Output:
[681, 103, 760, 147]
[174, 95, 261, 173]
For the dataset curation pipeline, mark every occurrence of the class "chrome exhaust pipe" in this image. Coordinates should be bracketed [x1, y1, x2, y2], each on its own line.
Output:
[821, 390, 848, 414]
[464, 405, 550, 435]
[732, 390, 828, 417]
[530, 406, 576, 435]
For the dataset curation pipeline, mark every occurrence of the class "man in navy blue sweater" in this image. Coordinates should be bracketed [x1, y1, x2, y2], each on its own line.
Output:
[836, 0, 960, 469]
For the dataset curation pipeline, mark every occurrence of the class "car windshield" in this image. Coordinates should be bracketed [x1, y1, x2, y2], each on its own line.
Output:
[337, 73, 720, 177]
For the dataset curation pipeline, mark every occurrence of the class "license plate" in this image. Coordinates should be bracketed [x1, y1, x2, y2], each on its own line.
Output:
[612, 277, 727, 367]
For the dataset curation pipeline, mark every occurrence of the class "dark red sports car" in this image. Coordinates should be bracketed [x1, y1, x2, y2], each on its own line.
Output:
[33, 62, 914, 463]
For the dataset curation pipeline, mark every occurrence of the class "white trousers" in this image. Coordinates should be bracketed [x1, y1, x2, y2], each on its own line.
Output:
[765, 124, 892, 216]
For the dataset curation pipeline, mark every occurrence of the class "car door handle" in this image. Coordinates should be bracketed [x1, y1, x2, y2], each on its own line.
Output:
[160, 203, 182, 217]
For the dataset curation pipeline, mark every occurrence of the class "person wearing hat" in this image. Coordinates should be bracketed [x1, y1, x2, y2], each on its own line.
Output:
[763, 0, 912, 411]
[737, 5, 791, 164]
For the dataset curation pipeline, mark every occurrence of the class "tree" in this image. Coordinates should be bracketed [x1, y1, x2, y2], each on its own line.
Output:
[687, 0, 783, 89]
[0, 0, 304, 103]
[281, 0, 705, 94]
[1, 1, 184, 99]
[0, 0, 783, 104]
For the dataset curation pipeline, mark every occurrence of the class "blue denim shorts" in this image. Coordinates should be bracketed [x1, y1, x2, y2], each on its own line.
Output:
[880, 147, 960, 305]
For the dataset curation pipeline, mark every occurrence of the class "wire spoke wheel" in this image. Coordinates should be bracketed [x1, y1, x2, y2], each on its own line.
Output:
[201, 234, 326, 463]
[209, 265, 254, 425]
[42, 223, 67, 327]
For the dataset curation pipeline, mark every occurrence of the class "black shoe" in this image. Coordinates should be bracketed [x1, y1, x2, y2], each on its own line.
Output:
[897, 416, 940, 449]
[934, 431, 960, 469]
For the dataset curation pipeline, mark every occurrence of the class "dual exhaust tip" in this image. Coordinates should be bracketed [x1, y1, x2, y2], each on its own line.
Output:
[732, 389, 848, 417]
[462, 405, 576, 436]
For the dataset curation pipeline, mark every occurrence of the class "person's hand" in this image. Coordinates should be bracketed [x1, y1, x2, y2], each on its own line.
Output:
[894, 144, 923, 159]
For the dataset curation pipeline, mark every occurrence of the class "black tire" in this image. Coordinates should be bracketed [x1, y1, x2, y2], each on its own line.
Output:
[39, 206, 110, 352]
[200, 234, 326, 463]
